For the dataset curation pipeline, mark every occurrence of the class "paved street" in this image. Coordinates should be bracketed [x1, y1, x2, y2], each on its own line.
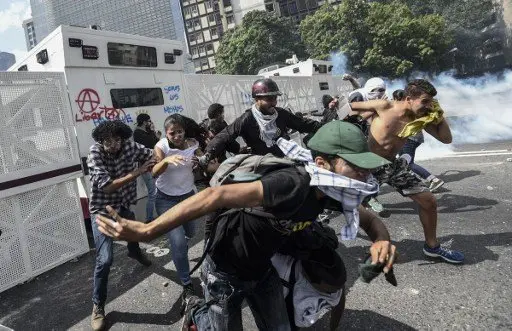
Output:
[1, 141, 511, 331]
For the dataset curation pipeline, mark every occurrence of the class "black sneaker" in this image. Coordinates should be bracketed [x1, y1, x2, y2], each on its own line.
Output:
[127, 251, 152, 267]
[181, 283, 195, 308]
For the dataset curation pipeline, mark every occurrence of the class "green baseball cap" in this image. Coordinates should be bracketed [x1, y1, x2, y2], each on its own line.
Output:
[307, 121, 390, 169]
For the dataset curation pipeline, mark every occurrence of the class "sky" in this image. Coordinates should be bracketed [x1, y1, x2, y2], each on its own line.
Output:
[0, 0, 32, 61]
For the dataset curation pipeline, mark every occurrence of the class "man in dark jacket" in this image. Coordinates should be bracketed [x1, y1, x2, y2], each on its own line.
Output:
[200, 78, 322, 164]
[133, 113, 160, 221]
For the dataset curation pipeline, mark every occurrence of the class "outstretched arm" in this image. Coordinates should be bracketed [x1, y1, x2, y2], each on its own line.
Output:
[96, 181, 264, 242]
[349, 100, 391, 120]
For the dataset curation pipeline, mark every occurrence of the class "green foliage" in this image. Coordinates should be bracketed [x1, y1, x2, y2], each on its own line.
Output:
[215, 11, 308, 75]
[299, 0, 370, 70]
[300, 0, 453, 78]
[403, 0, 500, 73]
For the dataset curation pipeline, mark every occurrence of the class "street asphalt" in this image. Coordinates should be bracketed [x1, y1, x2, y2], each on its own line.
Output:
[1, 141, 511, 331]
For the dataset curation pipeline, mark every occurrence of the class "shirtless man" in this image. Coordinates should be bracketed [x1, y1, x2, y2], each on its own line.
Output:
[350, 79, 464, 264]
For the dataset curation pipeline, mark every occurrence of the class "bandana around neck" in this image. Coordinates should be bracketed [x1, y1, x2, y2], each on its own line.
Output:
[276, 137, 380, 240]
[251, 104, 279, 147]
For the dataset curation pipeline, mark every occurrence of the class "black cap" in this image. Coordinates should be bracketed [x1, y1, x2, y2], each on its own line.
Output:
[136, 113, 151, 126]
[322, 94, 334, 108]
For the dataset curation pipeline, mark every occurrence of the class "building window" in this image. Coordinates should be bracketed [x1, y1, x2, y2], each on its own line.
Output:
[194, 18, 201, 28]
[210, 27, 218, 37]
[209, 13, 216, 23]
[206, 43, 214, 52]
[110, 88, 164, 109]
[226, 15, 234, 25]
[107, 42, 157, 67]
[186, 20, 193, 29]
[200, 58, 209, 67]
[191, 5, 198, 14]
[205, 1, 212, 9]
[191, 47, 198, 56]
[265, 3, 274, 12]
[189, 33, 196, 42]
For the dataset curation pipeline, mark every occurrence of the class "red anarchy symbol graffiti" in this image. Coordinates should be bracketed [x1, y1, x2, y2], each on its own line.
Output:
[75, 88, 100, 114]
[101, 106, 127, 120]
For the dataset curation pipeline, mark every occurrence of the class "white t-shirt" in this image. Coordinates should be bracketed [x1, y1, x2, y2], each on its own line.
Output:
[155, 138, 198, 196]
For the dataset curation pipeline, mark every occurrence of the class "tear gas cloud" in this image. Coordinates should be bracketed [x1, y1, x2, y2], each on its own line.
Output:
[331, 52, 512, 160]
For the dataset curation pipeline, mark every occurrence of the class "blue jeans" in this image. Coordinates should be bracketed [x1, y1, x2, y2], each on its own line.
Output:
[141, 172, 156, 221]
[195, 256, 291, 331]
[91, 206, 141, 306]
[155, 189, 196, 285]
[399, 139, 431, 179]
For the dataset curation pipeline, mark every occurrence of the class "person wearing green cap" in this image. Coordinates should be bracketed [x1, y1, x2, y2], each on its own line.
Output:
[93, 121, 397, 331]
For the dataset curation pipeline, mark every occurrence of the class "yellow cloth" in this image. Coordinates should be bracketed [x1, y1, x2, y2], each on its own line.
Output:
[398, 100, 444, 138]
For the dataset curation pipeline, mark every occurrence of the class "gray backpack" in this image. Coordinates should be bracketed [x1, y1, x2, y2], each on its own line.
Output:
[209, 153, 298, 187]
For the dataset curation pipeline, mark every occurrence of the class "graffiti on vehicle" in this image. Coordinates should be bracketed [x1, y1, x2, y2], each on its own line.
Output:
[163, 105, 184, 114]
[163, 85, 180, 101]
[241, 91, 252, 106]
[75, 88, 133, 126]
[135, 109, 149, 116]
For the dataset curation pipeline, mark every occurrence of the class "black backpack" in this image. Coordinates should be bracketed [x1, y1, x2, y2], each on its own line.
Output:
[190, 154, 303, 275]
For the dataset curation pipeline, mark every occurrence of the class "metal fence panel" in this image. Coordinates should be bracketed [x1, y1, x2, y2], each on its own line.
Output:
[0, 72, 87, 294]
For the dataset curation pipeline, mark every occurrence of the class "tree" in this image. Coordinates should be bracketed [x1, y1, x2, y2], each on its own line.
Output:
[300, 0, 453, 78]
[363, 1, 453, 77]
[299, 0, 370, 71]
[214, 11, 308, 75]
[403, 0, 503, 75]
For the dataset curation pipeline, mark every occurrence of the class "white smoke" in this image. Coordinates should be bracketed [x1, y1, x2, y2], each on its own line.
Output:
[330, 52, 512, 160]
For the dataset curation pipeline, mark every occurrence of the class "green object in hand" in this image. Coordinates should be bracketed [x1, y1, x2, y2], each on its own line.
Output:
[358, 255, 397, 286]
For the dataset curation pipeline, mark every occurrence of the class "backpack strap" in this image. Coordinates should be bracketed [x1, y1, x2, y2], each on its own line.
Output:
[189, 208, 239, 275]
[284, 260, 299, 331]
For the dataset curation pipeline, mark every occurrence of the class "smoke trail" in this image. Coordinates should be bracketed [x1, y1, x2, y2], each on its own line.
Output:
[331, 52, 349, 76]
[414, 71, 512, 159]
[331, 51, 512, 159]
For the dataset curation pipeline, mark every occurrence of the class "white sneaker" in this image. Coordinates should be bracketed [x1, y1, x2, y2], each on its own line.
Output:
[429, 178, 445, 192]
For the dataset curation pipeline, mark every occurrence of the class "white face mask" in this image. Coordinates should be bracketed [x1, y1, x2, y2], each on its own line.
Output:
[367, 91, 385, 100]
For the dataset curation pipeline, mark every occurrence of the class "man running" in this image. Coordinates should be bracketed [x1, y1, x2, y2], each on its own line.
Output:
[350, 79, 464, 264]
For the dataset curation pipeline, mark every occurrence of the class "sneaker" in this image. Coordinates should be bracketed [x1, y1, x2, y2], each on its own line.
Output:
[367, 197, 384, 213]
[181, 283, 195, 308]
[428, 178, 445, 192]
[423, 243, 464, 264]
[181, 295, 203, 331]
[127, 251, 152, 267]
[91, 304, 106, 331]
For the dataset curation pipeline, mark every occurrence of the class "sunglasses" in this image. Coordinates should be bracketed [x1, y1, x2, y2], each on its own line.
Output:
[372, 88, 386, 93]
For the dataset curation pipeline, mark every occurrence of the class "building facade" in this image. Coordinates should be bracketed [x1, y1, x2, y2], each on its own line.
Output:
[22, 18, 38, 51]
[180, 0, 341, 74]
[0, 52, 16, 71]
[276, 0, 341, 23]
[28, 0, 180, 47]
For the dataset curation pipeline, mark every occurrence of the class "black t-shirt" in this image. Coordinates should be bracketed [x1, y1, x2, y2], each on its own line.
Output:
[209, 167, 327, 281]
[133, 128, 159, 149]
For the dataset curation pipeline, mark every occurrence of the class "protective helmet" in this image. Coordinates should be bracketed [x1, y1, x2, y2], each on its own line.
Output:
[251, 78, 283, 98]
